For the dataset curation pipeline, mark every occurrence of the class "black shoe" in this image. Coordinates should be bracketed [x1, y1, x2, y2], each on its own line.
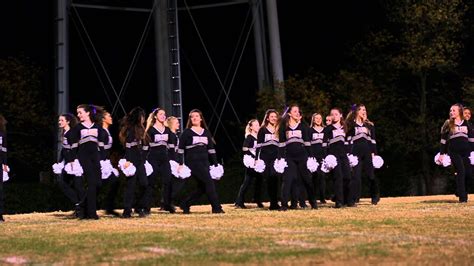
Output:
[212, 208, 225, 214]
[310, 201, 318, 210]
[459, 196, 468, 203]
[279, 206, 288, 211]
[235, 203, 247, 209]
[269, 204, 280, 210]
[371, 197, 380, 205]
[330, 195, 336, 203]
[105, 210, 121, 217]
[346, 202, 357, 207]
[355, 198, 360, 203]
[144, 208, 151, 216]
[122, 210, 132, 218]
[75, 206, 85, 219]
[180, 203, 190, 214]
[0, 215, 4, 222]
[334, 202, 343, 208]
[138, 209, 147, 218]
[320, 199, 327, 204]
[164, 205, 176, 214]
[256, 202, 264, 208]
[88, 214, 100, 220]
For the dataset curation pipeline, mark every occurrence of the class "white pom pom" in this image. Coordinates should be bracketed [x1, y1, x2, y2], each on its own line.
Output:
[434, 153, 451, 167]
[243, 154, 255, 168]
[112, 168, 119, 177]
[372, 155, 384, 169]
[3, 166, 10, 182]
[320, 162, 331, 173]
[347, 154, 359, 167]
[65, 159, 83, 177]
[470, 151, 474, 166]
[254, 159, 266, 173]
[273, 158, 288, 174]
[178, 164, 191, 179]
[306, 157, 319, 173]
[169, 160, 180, 178]
[100, 160, 114, 180]
[118, 159, 136, 177]
[52, 161, 65, 174]
[210, 164, 224, 180]
[144, 160, 154, 176]
[323, 155, 338, 169]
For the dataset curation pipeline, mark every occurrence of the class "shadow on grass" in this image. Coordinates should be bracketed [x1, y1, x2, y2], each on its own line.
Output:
[49, 213, 77, 220]
[421, 200, 459, 204]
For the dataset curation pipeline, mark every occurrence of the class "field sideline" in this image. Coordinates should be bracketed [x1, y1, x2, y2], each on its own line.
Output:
[0, 194, 473, 265]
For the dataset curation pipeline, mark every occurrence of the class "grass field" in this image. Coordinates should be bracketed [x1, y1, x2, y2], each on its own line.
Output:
[0, 194, 473, 265]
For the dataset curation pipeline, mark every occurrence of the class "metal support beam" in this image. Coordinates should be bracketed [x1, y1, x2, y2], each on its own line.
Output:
[251, 0, 270, 91]
[56, 0, 70, 160]
[154, 0, 172, 114]
[265, 0, 284, 95]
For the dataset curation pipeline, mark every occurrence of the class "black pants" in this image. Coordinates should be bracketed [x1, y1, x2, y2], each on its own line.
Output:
[312, 168, 326, 202]
[332, 154, 353, 205]
[78, 152, 101, 217]
[352, 148, 379, 202]
[57, 173, 86, 206]
[147, 155, 173, 209]
[281, 157, 316, 208]
[123, 161, 149, 212]
[262, 159, 279, 207]
[450, 151, 470, 201]
[0, 179, 3, 215]
[97, 174, 119, 211]
[235, 169, 263, 205]
[291, 176, 306, 207]
[181, 160, 222, 211]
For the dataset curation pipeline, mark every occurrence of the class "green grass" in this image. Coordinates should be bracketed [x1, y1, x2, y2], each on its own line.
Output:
[0, 194, 473, 265]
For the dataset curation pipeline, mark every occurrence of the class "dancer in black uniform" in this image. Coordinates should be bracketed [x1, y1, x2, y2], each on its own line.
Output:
[0, 115, 8, 222]
[438, 103, 473, 202]
[278, 105, 317, 211]
[143, 108, 177, 213]
[68, 105, 108, 219]
[166, 116, 184, 207]
[309, 113, 327, 204]
[346, 104, 380, 205]
[99, 111, 120, 216]
[323, 108, 354, 208]
[235, 119, 263, 208]
[177, 109, 224, 214]
[119, 107, 149, 218]
[56, 113, 86, 216]
[256, 109, 281, 210]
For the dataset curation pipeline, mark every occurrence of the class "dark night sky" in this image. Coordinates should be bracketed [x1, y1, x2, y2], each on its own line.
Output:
[0, 0, 384, 159]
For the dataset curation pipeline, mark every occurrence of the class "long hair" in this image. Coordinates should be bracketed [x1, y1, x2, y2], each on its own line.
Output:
[165, 116, 177, 128]
[0, 115, 7, 133]
[442, 103, 465, 134]
[245, 119, 258, 137]
[60, 113, 78, 135]
[279, 104, 301, 138]
[185, 109, 209, 130]
[310, 113, 324, 128]
[144, 107, 164, 138]
[119, 107, 146, 145]
[77, 104, 105, 124]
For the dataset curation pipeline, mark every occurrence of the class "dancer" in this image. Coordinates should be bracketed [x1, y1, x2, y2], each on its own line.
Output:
[346, 104, 380, 205]
[309, 113, 327, 204]
[235, 119, 263, 208]
[143, 108, 177, 213]
[177, 109, 224, 214]
[438, 103, 473, 202]
[278, 104, 317, 211]
[256, 109, 281, 210]
[119, 107, 149, 218]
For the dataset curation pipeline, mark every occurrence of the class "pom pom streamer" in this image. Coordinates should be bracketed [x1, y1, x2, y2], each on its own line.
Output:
[243, 155, 255, 168]
[210, 164, 224, 180]
[273, 158, 288, 174]
[254, 159, 266, 173]
[306, 157, 319, 173]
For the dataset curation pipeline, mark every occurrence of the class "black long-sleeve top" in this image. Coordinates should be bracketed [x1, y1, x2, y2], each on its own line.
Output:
[256, 126, 279, 162]
[309, 127, 326, 159]
[59, 129, 74, 163]
[440, 120, 474, 154]
[279, 122, 312, 160]
[346, 122, 377, 154]
[101, 128, 113, 159]
[323, 124, 349, 157]
[143, 126, 177, 161]
[177, 128, 217, 165]
[0, 131, 7, 165]
[242, 134, 258, 158]
[123, 128, 145, 164]
[67, 123, 109, 162]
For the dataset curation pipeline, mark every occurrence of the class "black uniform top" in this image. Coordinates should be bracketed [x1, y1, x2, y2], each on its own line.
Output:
[346, 121, 377, 154]
[323, 124, 349, 156]
[123, 128, 145, 163]
[256, 126, 279, 161]
[440, 120, 474, 154]
[102, 128, 113, 158]
[279, 122, 312, 160]
[59, 129, 74, 163]
[143, 125, 177, 161]
[0, 131, 7, 165]
[68, 123, 109, 162]
[242, 134, 258, 158]
[309, 126, 326, 159]
[177, 128, 217, 165]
